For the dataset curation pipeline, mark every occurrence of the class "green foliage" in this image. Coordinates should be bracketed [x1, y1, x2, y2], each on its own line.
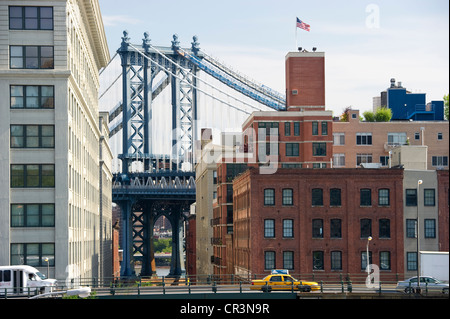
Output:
[363, 107, 392, 122]
[374, 107, 392, 122]
[154, 238, 172, 253]
[363, 111, 375, 122]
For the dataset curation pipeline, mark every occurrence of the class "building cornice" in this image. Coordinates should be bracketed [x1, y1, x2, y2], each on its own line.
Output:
[78, 0, 110, 69]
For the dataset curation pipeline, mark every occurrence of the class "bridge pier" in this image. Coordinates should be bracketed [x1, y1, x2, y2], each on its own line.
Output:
[118, 199, 136, 277]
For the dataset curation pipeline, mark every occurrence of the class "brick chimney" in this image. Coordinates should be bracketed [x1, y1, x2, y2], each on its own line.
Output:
[285, 51, 325, 111]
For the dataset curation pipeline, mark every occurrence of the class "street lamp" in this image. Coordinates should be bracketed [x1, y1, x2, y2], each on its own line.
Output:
[44, 257, 49, 279]
[366, 236, 372, 277]
[416, 180, 423, 292]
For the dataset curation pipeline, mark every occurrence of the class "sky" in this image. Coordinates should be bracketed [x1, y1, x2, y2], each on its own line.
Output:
[98, 0, 449, 116]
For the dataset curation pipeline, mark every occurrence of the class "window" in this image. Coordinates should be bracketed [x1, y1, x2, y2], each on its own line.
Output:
[380, 156, 389, 166]
[9, 6, 53, 30]
[437, 132, 443, 140]
[312, 219, 323, 238]
[283, 251, 294, 270]
[424, 219, 436, 238]
[321, 122, 328, 135]
[10, 125, 54, 148]
[10, 164, 55, 188]
[226, 164, 247, 182]
[333, 153, 345, 167]
[360, 189, 372, 206]
[10, 46, 54, 69]
[11, 243, 54, 267]
[333, 133, 345, 145]
[405, 189, 417, 206]
[10, 85, 54, 109]
[415, 132, 420, 140]
[356, 133, 372, 145]
[264, 219, 275, 238]
[432, 156, 448, 167]
[330, 188, 341, 206]
[313, 251, 324, 270]
[312, 143, 327, 156]
[293, 122, 300, 136]
[330, 219, 342, 238]
[331, 251, 342, 270]
[378, 189, 390, 206]
[379, 219, 390, 238]
[283, 219, 293, 238]
[11, 204, 55, 227]
[286, 143, 299, 156]
[284, 122, 291, 136]
[264, 189, 275, 206]
[424, 189, 435, 206]
[264, 251, 276, 270]
[387, 132, 407, 146]
[356, 153, 372, 165]
[380, 252, 391, 270]
[312, 188, 323, 206]
[312, 122, 319, 135]
[258, 122, 278, 138]
[282, 189, 293, 206]
[360, 219, 372, 238]
[407, 252, 417, 271]
[406, 219, 417, 238]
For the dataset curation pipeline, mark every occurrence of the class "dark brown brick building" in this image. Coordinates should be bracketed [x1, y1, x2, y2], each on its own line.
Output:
[233, 167, 404, 280]
[437, 170, 449, 251]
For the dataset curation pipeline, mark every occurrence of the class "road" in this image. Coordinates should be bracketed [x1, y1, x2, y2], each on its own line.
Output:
[92, 282, 417, 299]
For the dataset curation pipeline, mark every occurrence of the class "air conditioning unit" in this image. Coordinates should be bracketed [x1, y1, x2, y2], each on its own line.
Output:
[292, 89, 298, 95]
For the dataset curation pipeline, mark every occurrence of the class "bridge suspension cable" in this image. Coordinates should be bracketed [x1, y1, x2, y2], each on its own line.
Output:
[198, 49, 286, 105]
[128, 43, 267, 115]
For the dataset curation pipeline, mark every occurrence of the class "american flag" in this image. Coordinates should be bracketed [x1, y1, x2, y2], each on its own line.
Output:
[296, 17, 310, 31]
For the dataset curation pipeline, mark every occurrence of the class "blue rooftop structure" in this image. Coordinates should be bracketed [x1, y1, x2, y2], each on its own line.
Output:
[383, 78, 444, 121]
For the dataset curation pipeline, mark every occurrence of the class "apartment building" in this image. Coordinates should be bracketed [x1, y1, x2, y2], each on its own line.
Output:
[0, 0, 112, 282]
[333, 109, 449, 170]
[233, 167, 404, 280]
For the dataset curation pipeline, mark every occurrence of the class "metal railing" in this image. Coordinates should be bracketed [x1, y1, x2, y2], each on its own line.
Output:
[2, 273, 447, 299]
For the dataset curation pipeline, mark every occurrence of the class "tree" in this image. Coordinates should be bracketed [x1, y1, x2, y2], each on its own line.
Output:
[363, 110, 375, 122]
[362, 107, 392, 122]
[374, 107, 392, 122]
[444, 94, 449, 120]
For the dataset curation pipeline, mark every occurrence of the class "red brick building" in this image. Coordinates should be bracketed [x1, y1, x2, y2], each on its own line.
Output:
[233, 167, 404, 280]
[437, 170, 449, 251]
[285, 51, 325, 108]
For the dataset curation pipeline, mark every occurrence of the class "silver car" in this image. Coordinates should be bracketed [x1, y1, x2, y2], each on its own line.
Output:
[396, 276, 449, 294]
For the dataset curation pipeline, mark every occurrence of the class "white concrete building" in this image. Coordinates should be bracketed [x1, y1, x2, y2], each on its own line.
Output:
[0, 0, 112, 284]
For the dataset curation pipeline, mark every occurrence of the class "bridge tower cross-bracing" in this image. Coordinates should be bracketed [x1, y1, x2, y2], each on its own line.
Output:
[114, 31, 199, 277]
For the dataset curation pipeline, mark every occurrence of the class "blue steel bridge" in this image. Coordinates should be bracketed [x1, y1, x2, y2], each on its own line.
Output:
[99, 31, 285, 277]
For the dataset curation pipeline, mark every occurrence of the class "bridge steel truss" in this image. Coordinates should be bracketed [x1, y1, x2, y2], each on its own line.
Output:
[114, 31, 200, 277]
[113, 31, 286, 277]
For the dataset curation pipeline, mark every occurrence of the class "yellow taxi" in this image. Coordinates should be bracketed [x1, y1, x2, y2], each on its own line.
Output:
[250, 270, 320, 292]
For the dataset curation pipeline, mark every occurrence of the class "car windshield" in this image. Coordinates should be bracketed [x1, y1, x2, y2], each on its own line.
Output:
[36, 272, 46, 280]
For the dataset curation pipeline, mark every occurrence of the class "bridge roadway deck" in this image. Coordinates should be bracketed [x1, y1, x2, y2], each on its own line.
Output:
[92, 283, 448, 299]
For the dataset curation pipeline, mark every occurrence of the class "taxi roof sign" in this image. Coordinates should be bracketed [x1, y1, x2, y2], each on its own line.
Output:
[271, 269, 289, 275]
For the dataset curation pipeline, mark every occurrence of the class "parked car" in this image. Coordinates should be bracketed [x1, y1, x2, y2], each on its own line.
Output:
[396, 276, 449, 294]
[250, 270, 320, 292]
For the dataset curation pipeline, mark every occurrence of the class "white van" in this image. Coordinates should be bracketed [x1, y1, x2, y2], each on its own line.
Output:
[0, 265, 57, 296]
